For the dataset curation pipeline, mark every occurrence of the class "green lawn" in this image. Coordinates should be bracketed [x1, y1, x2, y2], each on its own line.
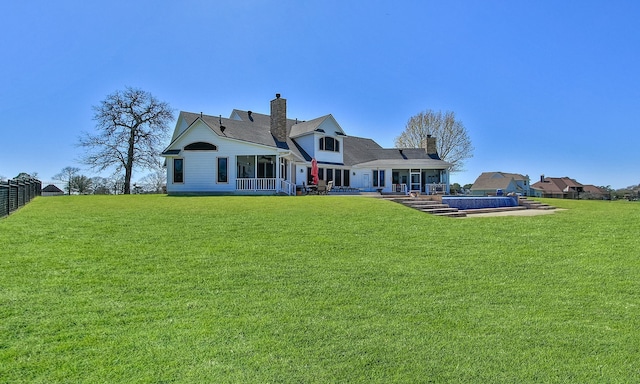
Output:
[1, 195, 639, 383]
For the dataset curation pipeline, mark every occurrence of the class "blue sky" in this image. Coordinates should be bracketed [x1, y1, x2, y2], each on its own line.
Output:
[2, 1, 639, 189]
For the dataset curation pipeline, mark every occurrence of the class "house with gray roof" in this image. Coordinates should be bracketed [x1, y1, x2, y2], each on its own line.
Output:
[161, 94, 452, 195]
[470, 172, 531, 196]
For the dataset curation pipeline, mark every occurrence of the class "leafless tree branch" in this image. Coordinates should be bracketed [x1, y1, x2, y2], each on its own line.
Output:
[77, 87, 173, 194]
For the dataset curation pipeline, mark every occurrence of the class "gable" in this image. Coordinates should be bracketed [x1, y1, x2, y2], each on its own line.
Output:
[289, 114, 344, 138]
[315, 115, 345, 137]
[168, 120, 221, 151]
[170, 113, 193, 141]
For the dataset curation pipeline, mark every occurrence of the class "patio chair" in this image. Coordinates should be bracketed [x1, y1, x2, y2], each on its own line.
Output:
[316, 180, 327, 194]
[324, 181, 333, 195]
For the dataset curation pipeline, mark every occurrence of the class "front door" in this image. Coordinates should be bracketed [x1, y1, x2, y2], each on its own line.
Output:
[363, 173, 371, 189]
[410, 172, 421, 192]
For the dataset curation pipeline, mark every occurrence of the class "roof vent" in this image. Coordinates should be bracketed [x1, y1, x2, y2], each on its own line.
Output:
[275, 93, 281, 99]
[247, 110, 253, 122]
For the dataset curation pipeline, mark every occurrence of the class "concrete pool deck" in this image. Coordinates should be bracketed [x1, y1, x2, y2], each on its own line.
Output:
[462, 208, 566, 218]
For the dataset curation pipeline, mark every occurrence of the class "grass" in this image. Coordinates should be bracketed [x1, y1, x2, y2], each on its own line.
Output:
[1, 195, 639, 383]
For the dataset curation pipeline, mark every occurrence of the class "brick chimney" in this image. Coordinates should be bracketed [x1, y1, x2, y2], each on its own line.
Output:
[270, 94, 287, 142]
[425, 134, 437, 156]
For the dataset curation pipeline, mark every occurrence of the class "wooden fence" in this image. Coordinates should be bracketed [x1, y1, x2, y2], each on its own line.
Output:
[0, 179, 42, 218]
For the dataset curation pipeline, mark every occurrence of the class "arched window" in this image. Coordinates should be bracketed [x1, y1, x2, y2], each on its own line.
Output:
[319, 137, 340, 152]
[184, 142, 217, 150]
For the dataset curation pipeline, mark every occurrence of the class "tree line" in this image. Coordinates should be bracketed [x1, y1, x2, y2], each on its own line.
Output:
[51, 167, 166, 195]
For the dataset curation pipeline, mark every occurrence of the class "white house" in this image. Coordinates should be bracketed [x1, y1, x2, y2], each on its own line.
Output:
[161, 94, 451, 195]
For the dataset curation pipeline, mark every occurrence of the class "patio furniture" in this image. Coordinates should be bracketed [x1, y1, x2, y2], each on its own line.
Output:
[316, 180, 327, 194]
[324, 181, 333, 195]
[304, 182, 318, 195]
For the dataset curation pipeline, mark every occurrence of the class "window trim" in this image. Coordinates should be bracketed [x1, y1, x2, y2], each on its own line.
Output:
[184, 142, 218, 151]
[217, 157, 228, 183]
[173, 158, 184, 183]
[319, 136, 340, 153]
[373, 170, 385, 188]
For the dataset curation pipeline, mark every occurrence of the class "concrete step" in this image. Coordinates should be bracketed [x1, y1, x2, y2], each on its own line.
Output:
[434, 211, 468, 218]
[418, 207, 461, 214]
[460, 206, 527, 215]
[519, 199, 556, 210]
[397, 201, 448, 208]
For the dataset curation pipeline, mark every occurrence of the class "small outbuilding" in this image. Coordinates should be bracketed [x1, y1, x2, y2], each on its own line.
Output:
[42, 184, 64, 196]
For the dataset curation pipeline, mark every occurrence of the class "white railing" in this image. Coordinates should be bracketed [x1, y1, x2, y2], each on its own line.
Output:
[236, 178, 277, 191]
[392, 183, 407, 193]
[279, 179, 295, 195]
[425, 183, 447, 195]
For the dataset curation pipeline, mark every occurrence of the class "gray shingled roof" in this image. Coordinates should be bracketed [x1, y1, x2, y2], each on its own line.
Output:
[289, 115, 331, 137]
[172, 111, 310, 161]
[343, 139, 450, 168]
[166, 109, 452, 170]
[42, 184, 63, 193]
[471, 172, 528, 191]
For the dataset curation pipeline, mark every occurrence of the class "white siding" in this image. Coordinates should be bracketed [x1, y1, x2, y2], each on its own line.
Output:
[314, 119, 344, 164]
[294, 164, 308, 185]
[295, 134, 315, 158]
[166, 121, 280, 194]
[349, 167, 394, 192]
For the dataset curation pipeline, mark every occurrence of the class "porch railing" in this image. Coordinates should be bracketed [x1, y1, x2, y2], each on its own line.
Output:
[280, 179, 295, 195]
[392, 183, 407, 193]
[236, 178, 277, 191]
[425, 183, 447, 194]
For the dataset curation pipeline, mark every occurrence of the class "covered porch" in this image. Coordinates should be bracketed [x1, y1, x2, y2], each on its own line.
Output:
[391, 168, 450, 195]
[235, 154, 296, 195]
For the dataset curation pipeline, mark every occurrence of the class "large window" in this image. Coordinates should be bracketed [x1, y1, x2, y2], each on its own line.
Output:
[373, 170, 385, 188]
[319, 137, 340, 152]
[237, 155, 276, 179]
[308, 167, 350, 186]
[257, 155, 275, 178]
[173, 159, 184, 183]
[217, 157, 228, 183]
[237, 156, 255, 178]
[185, 142, 217, 151]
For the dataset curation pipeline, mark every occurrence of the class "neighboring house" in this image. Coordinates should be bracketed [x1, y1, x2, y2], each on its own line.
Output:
[41, 184, 64, 196]
[470, 172, 531, 196]
[581, 184, 611, 200]
[161, 94, 452, 195]
[531, 176, 584, 198]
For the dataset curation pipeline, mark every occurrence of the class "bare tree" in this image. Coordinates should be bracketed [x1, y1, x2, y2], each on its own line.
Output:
[53, 166, 80, 195]
[394, 110, 473, 172]
[91, 177, 112, 195]
[138, 167, 167, 193]
[72, 175, 94, 195]
[78, 87, 173, 194]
